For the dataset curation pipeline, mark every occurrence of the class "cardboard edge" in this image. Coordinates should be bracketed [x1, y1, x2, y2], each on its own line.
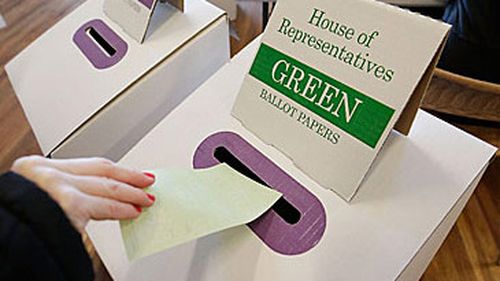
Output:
[344, 127, 401, 201]
[358, 0, 452, 136]
[4, 0, 93, 155]
[140, 0, 160, 43]
[48, 14, 228, 157]
[166, 0, 184, 12]
[2, 72, 46, 155]
[231, 105, 358, 202]
[142, 1, 185, 43]
[394, 153, 495, 280]
[103, 0, 159, 44]
[393, 30, 450, 135]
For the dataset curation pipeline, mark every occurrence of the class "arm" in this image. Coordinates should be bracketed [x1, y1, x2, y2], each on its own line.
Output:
[1, 156, 156, 281]
[0, 172, 93, 281]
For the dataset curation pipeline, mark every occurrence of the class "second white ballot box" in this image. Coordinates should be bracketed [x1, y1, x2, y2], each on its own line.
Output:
[86, 39, 496, 281]
[6, 0, 229, 161]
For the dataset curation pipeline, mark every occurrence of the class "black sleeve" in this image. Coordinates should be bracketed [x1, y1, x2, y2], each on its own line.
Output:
[0, 172, 94, 281]
[438, 0, 500, 83]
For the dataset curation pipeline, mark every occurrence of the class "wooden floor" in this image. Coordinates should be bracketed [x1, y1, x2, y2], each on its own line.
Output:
[0, 1, 498, 280]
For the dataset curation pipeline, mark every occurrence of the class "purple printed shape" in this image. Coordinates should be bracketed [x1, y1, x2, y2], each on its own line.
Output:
[73, 19, 128, 70]
[193, 131, 327, 255]
[139, 0, 154, 9]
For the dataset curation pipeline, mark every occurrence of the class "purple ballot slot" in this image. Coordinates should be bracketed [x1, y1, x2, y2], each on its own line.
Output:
[193, 131, 326, 255]
[73, 19, 128, 69]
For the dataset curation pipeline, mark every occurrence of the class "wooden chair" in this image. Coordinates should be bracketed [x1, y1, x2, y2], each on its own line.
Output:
[422, 68, 500, 156]
[422, 68, 500, 123]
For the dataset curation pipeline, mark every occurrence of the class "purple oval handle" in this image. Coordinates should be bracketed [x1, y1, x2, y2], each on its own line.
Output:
[193, 131, 327, 255]
[73, 19, 128, 70]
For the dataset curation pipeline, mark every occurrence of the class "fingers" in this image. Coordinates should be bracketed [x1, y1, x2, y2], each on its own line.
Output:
[10, 155, 48, 179]
[42, 157, 155, 188]
[10, 155, 155, 232]
[86, 195, 142, 221]
[55, 189, 143, 231]
[68, 174, 155, 207]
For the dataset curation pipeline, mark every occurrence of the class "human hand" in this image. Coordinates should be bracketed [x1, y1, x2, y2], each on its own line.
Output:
[11, 156, 155, 233]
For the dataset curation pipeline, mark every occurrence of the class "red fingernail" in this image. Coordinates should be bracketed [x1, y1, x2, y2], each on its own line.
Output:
[134, 206, 142, 213]
[147, 193, 156, 202]
[143, 172, 155, 180]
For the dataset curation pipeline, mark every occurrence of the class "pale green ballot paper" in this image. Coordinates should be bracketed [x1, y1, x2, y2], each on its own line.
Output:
[120, 164, 282, 261]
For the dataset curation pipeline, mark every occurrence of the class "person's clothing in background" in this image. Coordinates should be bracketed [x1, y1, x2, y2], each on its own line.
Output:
[0, 172, 93, 281]
[438, 0, 500, 83]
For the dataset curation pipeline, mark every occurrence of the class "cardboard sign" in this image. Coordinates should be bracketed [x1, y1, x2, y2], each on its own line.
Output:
[232, 0, 450, 201]
[104, 0, 184, 43]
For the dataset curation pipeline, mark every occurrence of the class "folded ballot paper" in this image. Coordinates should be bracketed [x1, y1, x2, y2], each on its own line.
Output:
[120, 164, 282, 261]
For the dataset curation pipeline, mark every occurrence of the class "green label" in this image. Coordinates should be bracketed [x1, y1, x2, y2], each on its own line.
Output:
[249, 43, 395, 148]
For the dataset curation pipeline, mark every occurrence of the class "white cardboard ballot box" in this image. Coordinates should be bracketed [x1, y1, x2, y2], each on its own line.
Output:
[86, 39, 496, 281]
[6, 0, 229, 161]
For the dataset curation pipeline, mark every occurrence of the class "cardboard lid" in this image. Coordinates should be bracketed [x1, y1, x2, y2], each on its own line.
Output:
[6, 0, 224, 155]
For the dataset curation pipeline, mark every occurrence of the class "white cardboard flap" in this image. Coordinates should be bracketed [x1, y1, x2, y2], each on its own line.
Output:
[232, 0, 450, 201]
[104, 0, 185, 43]
[6, 0, 224, 155]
